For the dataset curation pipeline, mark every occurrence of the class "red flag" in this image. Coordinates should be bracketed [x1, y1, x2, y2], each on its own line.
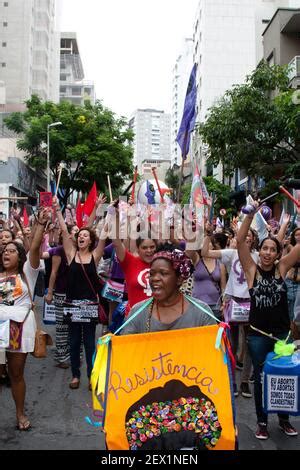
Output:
[83, 182, 97, 217]
[23, 207, 29, 227]
[76, 200, 84, 228]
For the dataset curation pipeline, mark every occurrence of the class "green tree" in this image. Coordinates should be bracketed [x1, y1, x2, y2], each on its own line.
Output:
[4, 95, 134, 205]
[180, 182, 192, 205]
[199, 62, 300, 189]
[165, 168, 179, 201]
[203, 176, 233, 218]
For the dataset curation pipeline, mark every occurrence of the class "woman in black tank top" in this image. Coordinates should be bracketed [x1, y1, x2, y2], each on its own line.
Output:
[54, 196, 107, 390]
[237, 209, 300, 440]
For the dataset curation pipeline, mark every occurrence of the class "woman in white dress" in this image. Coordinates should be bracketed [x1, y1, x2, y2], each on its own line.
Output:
[0, 207, 51, 430]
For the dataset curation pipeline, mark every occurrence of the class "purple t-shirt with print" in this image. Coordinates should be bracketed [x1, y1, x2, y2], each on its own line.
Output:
[104, 243, 124, 280]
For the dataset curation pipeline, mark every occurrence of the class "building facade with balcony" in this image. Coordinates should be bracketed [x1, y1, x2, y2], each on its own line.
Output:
[59, 33, 95, 106]
[129, 109, 171, 171]
[263, 7, 300, 89]
[190, 0, 294, 185]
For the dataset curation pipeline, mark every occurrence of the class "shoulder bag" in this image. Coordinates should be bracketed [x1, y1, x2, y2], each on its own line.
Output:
[24, 273, 53, 358]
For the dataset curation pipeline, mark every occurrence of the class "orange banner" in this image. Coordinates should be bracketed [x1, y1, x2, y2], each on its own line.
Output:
[101, 325, 236, 450]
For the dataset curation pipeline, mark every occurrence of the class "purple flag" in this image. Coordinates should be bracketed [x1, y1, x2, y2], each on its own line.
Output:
[176, 64, 197, 160]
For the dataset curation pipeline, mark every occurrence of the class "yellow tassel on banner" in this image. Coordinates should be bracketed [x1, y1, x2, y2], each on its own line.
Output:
[91, 334, 112, 412]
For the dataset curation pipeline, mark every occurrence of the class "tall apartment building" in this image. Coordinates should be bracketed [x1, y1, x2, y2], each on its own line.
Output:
[59, 33, 95, 106]
[171, 38, 194, 167]
[0, 0, 60, 216]
[190, 0, 293, 183]
[129, 109, 171, 171]
[0, 0, 60, 107]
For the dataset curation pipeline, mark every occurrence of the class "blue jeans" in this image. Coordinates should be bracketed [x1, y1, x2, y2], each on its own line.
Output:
[69, 322, 96, 380]
[286, 279, 299, 321]
[247, 333, 289, 425]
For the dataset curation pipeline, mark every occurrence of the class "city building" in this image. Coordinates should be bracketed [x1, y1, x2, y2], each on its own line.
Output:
[141, 159, 171, 182]
[171, 38, 194, 167]
[59, 32, 95, 106]
[263, 7, 300, 218]
[263, 7, 300, 89]
[0, 0, 60, 107]
[129, 109, 171, 171]
[0, 0, 60, 215]
[191, 0, 293, 185]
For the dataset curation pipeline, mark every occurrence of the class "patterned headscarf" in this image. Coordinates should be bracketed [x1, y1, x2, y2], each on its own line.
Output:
[151, 249, 194, 280]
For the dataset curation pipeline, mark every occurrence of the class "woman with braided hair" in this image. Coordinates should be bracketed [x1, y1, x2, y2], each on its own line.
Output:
[121, 243, 216, 335]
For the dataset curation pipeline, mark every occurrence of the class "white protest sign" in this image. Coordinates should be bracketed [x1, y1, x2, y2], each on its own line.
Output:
[265, 374, 298, 413]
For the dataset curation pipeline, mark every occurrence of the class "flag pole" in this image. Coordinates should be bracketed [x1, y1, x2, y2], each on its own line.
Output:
[151, 167, 164, 203]
[107, 174, 113, 203]
[55, 163, 64, 197]
[279, 186, 300, 208]
[177, 131, 188, 203]
[131, 165, 138, 202]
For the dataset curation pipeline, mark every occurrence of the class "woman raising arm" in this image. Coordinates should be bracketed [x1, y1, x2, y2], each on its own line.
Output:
[0, 207, 51, 430]
[237, 208, 300, 440]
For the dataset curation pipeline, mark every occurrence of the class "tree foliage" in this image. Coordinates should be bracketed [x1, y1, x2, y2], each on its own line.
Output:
[4, 96, 134, 204]
[199, 62, 300, 187]
[203, 176, 233, 217]
[180, 182, 192, 205]
[165, 167, 179, 201]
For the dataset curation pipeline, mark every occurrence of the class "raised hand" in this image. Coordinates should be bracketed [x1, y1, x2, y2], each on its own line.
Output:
[38, 207, 51, 225]
[96, 193, 107, 206]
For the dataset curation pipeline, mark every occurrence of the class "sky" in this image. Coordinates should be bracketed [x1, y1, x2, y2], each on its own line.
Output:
[60, 0, 199, 119]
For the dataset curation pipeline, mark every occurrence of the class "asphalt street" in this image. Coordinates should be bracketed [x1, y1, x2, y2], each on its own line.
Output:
[1, 297, 300, 451]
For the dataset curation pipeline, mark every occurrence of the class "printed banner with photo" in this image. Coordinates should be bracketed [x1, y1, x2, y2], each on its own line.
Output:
[92, 325, 236, 450]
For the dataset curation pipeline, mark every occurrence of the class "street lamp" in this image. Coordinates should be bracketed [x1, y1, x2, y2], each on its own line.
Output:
[47, 122, 62, 191]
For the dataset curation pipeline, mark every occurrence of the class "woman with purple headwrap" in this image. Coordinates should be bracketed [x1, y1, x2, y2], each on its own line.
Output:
[121, 243, 216, 335]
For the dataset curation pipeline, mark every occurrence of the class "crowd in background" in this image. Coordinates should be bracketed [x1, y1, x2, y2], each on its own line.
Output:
[0, 194, 300, 442]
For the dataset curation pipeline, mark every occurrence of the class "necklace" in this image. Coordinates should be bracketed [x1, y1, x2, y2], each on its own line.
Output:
[0, 271, 16, 282]
[155, 293, 184, 322]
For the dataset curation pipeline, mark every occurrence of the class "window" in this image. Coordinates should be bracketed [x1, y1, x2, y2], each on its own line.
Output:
[72, 87, 82, 96]
[2, 42, 6, 47]
[3, 22, 8, 27]
[60, 86, 66, 93]
[239, 168, 248, 184]
[60, 74, 67, 81]
[1, 62, 6, 67]
[4, 2, 8, 6]
[262, 19, 270, 24]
